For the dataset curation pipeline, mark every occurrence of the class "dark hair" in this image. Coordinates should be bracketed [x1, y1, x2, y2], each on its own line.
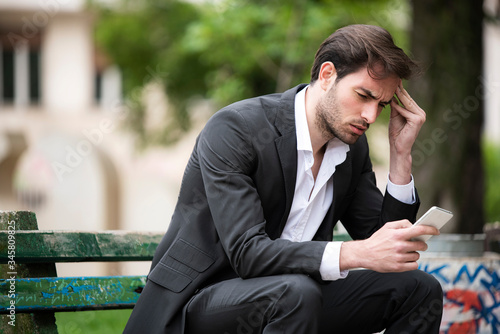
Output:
[310, 24, 419, 83]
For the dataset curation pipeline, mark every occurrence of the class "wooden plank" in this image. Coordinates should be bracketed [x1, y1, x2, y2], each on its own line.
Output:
[0, 276, 146, 313]
[0, 231, 163, 263]
[1, 211, 59, 333]
[0, 211, 38, 230]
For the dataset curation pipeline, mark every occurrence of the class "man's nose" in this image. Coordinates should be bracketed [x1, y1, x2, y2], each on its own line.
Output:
[361, 104, 379, 124]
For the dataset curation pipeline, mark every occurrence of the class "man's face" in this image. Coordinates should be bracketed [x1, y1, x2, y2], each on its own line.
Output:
[315, 66, 399, 145]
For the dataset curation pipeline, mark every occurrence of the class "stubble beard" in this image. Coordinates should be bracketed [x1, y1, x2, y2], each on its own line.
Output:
[315, 87, 360, 146]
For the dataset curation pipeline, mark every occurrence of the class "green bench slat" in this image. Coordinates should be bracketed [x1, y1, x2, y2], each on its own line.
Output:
[0, 229, 349, 263]
[0, 231, 163, 263]
[0, 275, 146, 313]
[332, 234, 352, 241]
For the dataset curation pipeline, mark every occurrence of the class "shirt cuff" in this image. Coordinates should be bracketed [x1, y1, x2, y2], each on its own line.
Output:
[319, 242, 349, 281]
[386, 173, 416, 205]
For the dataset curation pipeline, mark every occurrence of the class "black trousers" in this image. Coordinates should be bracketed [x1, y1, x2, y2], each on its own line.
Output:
[185, 270, 443, 334]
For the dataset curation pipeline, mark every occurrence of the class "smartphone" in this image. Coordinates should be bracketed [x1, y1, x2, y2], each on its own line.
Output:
[412, 206, 453, 242]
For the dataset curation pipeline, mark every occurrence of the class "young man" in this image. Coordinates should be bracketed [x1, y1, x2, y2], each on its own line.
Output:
[125, 24, 443, 334]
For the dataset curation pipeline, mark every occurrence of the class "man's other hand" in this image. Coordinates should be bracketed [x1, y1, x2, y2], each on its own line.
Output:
[340, 220, 439, 272]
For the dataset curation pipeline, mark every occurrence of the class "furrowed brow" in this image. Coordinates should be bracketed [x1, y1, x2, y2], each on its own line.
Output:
[359, 88, 391, 105]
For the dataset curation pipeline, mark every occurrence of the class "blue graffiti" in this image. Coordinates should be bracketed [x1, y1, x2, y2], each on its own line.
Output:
[454, 264, 496, 285]
[420, 262, 500, 334]
[477, 270, 500, 333]
[419, 263, 449, 283]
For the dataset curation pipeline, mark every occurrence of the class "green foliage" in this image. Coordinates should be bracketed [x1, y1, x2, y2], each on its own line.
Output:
[484, 141, 500, 223]
[92, 0, 207, 146]
[55, 309, 132, 334]
[91, 0, 410, 146]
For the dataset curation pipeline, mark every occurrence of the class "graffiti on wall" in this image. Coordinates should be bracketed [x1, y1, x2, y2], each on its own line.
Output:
[419, 260, 500, 334]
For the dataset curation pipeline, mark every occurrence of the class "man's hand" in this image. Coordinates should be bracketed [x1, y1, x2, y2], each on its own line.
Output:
[340, 220, 439, 273]
[388, 81, 426, 185]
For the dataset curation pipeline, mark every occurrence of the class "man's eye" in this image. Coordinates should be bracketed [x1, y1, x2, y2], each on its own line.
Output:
[357, 93, 368, 99]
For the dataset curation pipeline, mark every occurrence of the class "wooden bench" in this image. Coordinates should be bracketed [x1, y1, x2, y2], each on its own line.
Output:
[0, 211, 163, 333]
[0, 211, 352, 333]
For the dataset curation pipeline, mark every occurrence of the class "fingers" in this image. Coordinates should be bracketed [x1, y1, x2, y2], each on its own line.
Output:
[394, 83, 426, 120]
[390, 258, 420, 272]
[384, 219, 413, 229]
[398, 250, 421, 263]
[400, 239, 428, 252]
[408, 224, 440, 238]
[383, 220, 439, 241]
[391, 235, 428, 253]
[395, 81, 414, 108]
[379, 248, 421, 273]
[395, 81, 411, 107]
[390, 98, 410, 119]
[385, 220, 438, 250]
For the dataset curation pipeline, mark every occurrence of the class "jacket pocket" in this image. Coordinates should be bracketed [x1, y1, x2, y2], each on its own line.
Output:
[148, 239, 215, 293]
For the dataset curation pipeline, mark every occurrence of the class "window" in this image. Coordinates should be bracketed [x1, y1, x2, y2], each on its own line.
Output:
[0, 32, 41, 107]
[1, 49, 14, 103]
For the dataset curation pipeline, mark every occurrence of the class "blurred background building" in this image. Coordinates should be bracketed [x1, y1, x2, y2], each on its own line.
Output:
[0, 0, 210, 276]
[0, 0, 499, 277]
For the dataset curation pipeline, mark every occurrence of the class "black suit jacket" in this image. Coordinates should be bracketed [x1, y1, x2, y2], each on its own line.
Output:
[124, 84, 420, 333]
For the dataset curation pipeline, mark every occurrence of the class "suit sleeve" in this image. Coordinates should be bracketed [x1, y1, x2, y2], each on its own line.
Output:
[197, 108, 327, 279]
[339, 137, 420, 240]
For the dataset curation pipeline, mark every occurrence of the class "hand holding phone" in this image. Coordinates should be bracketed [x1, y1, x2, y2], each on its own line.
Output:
[411, 206, 453, 242]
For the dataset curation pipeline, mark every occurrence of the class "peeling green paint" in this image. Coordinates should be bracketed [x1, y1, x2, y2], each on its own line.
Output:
[1, 276, 147, 313]
[0, 231, 162, 263]
[0, 211, 160, 333]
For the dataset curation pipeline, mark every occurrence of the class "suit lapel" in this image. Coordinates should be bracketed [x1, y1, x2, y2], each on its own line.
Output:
[273, 84, 307, 234]
[275, 133, 297, 232]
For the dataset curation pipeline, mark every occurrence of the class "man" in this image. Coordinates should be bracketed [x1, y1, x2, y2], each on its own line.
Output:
[125, 24, 443, 334]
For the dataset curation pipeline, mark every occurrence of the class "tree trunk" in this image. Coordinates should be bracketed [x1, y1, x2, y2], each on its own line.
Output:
[410, 0, 485, 233]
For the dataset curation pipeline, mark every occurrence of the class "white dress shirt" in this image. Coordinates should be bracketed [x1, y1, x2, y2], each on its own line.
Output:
[280, 86, 415, 281]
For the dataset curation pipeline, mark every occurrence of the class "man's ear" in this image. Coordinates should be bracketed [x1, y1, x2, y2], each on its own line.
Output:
[318, 62, 337, 91]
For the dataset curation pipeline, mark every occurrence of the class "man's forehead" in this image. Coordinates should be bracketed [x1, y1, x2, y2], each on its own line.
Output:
[347, 65, 399, 83]
[332, 65, 399, 101]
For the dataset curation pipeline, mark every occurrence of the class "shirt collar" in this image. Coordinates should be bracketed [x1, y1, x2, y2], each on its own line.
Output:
[294, 85, 312, 152]
[294, 85, 350, 156]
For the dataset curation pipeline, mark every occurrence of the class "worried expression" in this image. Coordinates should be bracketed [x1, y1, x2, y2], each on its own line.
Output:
[315, 66, 399, 145]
